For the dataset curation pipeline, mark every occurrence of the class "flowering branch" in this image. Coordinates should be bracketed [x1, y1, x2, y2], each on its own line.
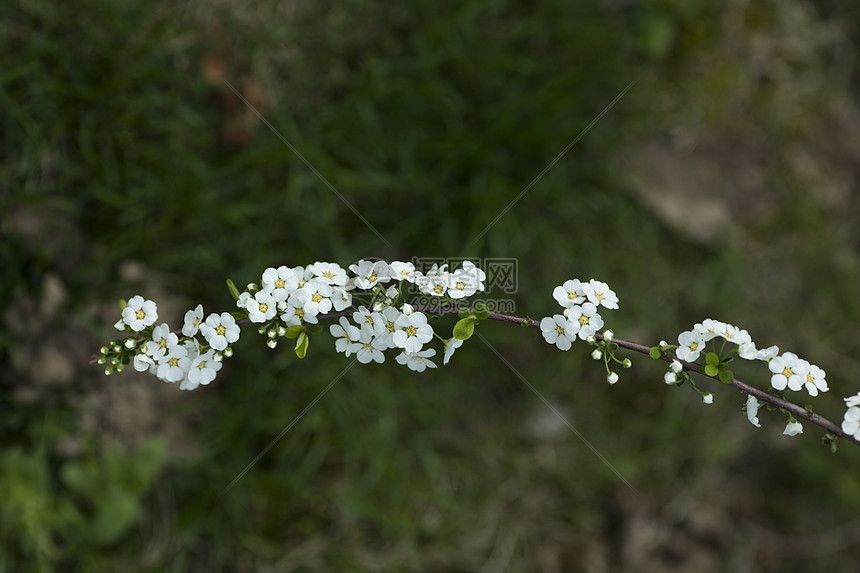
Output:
[94, 259, 860, 451]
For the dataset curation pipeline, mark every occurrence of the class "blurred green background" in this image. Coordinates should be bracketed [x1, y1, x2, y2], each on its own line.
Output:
[3, 0, 860, 570]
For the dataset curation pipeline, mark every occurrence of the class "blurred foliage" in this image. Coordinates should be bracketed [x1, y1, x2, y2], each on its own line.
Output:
[3, 0, 860, 571]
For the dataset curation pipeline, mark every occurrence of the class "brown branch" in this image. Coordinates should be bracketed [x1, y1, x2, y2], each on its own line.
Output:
[190, 304, 860, 447]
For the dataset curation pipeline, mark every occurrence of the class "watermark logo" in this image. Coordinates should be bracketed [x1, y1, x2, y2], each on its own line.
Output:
[410, 257, 518, 313]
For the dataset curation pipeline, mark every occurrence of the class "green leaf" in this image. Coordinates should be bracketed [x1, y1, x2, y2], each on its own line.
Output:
[458, 308, 470, 319]
[704, 364, 719, 377]
[226, 278, 241, 302]
[473, 303, 490, 320]
[649, 347, 662, 359]
[307, 325, 323, 336]
[283, 325, 304, 339]
[718, 367, 734, 385]
[295, 331, 309, 358]
[453, 317, 476, 340]
[705, 352, 719, 366]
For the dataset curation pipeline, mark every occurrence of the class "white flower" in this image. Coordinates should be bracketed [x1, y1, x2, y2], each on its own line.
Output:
[416, 264, 449, 297]
[738, 341, 779, 362]
[607, 372, 619, 385]
[280, 294, 317, 325]
[373, 306, 402, 349]
[261, 266, 300, 301]
[844, 393, 860, 408]
[395, 349, 437, 372]
[714, 323, 752, 346]
[460, 261, 486, 290]
[783, 420, 803, 436]
[149, 323, 178, 362]
[443, 337, 464, 365]
[768, 352, 808, 392]
[329, 316, 361, 356]
[182, 304, 204, 337]
[842, 407, 860, 440]
[676, 330, 705, 362]
[664, 371, 677, 385]
[746, 394, 761, 428]
[350, 259, 391, 290]
[566, 302, 603, 340]
[552, 279, 586, 308]
[392, 311, 434, 353]
[156, 344, 191, 383]
[330, 285, 353, 311]
[695, 319, 727, 343]
[133, 353, 155, 372]
[121, 295, 158, 332]
[389, 261, 419, 283]
[702, 393, 714, 405]
[182, 350, 222, 390]
[298, 279, 333, 318]
[241, 290, 277, 323]
[200, 312, 241, 351]
[350, 329, 387, 364]
[801, 363, 828, 397]
[582, 279, 619, 310]
[540, 315, 578, 351]
[309, 261, 348, 286]
[353, 305, 378, 334]
[670, 359, 683, 373]
[400, 303, 415, 316]
[447, 264, 482, 299]
[591, 349, 602, 360]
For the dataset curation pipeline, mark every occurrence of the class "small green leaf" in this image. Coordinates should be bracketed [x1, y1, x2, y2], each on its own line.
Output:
[649, 347, 662, 359]
[453, 317, 476, 340]
[473, 303, 490, 320]
[718, 367, 734, 385]
[295, 332, 309, 358]
[118, 299, 127, 312]
[705, 352, 719, 366]
[458, 308, 470, 319]
[283, 325, 304, 339]
[226, 278, 241, 302]
[307, 325, 323, 336]
[704, 364, 719, 377]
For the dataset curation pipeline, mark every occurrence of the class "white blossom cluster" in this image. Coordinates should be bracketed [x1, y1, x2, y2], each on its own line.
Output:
[102, 260, 488, 386]
[540, 279, 619, 351]
[108, 297, 232, 391]
[668, 318, 829, 436]
[842, 393, 860, 442]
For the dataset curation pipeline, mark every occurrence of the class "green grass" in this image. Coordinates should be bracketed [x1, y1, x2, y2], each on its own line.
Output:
[3, 0, 860, 570]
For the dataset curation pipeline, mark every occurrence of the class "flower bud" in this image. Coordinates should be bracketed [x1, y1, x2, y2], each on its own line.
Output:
[224, 347, 233, 358]
[257, 326, 267, 335]
[97, 356, 106, 365]
[702, 393, 713, 404]
[586, 335, 596, 344]
[658, 340, 668, 348]
[670, 360, 682, 373]
[401, 303, 414, 315]
[277, 325, 287, 337]
[247, 282, 259, 293]
[607, 372, 619, 385]
[664, 371, 676, 384]
[622, 358, 632, 369]
[100, 346, 109, 355]
[116, 363, 125, 373]
[373, 302, 384, 312]
[266, 339, 278, 349]
[104, 366, 114, 375]
[591, 349, 602, 360]
[267, 329, 277, 339]
[603, 330, 614, 342]
[124, 338, 136, 349]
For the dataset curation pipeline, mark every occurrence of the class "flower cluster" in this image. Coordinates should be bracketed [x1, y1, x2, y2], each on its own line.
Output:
[99, 260, 489, 387]
[541, 279, 623, 384]
[100, 299, 233, 391]
[841, 393, 860, 442]
[664, 318, 827, 436]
